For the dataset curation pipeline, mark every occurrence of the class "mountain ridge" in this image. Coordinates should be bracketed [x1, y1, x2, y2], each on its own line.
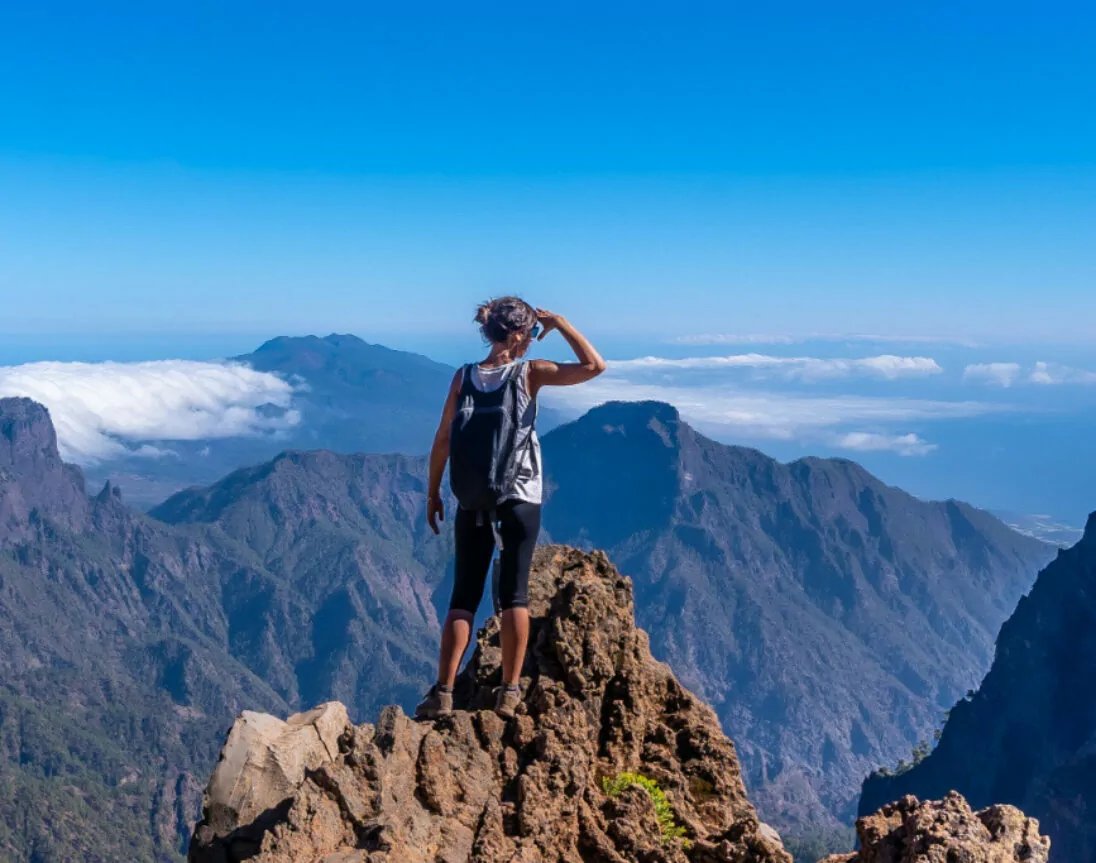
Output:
[0, 395, 1054, 860]
[540, 399, 1053, 831]
[84, 334, 459, 508]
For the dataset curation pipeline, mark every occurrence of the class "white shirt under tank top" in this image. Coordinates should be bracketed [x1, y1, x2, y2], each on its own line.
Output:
[468, 360, 543, 505]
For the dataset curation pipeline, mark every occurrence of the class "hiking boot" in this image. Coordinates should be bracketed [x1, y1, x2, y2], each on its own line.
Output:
[494, 685, 522, 720]
[415, 684, 453, 720]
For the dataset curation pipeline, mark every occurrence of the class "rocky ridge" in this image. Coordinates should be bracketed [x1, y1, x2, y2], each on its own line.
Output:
[189, 547, 1050, 863]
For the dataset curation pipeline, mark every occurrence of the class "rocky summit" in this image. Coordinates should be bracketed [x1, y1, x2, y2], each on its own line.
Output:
[189, 546, 793, 863]
[188, 547, 1051, 863]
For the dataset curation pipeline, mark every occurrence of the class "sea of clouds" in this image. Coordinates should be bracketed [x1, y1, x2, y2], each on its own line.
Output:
[4, 339, 1096, 466]
[0, 360, 300, 462]
[543, 342, 1096, 458]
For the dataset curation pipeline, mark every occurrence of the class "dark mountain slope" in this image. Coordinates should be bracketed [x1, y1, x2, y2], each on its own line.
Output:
[858, 513, 1096, 862]
[0, 400, 288, 861]
[234, 333, 566, 455]
[540, 401, 1053, 832]
[152, 449, 453, 711]
[1, 396, 89, 538]
[86, 334, 570, 508]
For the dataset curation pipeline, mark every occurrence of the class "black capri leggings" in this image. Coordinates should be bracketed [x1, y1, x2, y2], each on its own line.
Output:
[449, 501, 542, 615]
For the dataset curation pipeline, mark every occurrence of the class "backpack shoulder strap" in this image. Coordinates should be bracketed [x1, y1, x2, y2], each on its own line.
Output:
[458, 363, 475, 395]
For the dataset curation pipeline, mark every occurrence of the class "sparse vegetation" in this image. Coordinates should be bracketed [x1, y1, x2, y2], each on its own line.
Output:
[602, 772, 689, 846]
[872, 736, 936, 778]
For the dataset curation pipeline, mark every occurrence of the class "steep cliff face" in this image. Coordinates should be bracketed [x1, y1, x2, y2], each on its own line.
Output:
[188, 547, 793, 863]
[859, 513, 1096, 862]
[542, 401, 1053, 829]
[0, 398, 289, 861]
[0, 396, 88, 541]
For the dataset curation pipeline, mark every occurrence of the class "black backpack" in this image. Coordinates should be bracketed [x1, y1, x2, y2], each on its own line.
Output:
[449, 363, 527, 512]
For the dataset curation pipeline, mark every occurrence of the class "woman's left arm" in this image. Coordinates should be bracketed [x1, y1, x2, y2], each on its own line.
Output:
[427, 369, 462, 534]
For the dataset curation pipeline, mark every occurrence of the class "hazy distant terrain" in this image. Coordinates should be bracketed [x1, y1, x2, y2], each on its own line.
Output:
[993, 511, 1084, 547]
[4, 332, 1096, 527]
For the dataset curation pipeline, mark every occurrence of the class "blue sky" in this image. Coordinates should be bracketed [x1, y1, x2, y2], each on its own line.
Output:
[1, 2, 1096, 525]
[1, 1, 1094, 341]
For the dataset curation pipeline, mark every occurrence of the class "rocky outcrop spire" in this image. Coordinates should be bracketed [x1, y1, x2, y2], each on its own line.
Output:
[0, 397, 87, 541]
[189, 547, 792, 862]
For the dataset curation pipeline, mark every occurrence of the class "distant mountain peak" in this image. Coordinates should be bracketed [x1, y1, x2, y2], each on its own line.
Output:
[1084, 510, 1096, 541]
[241, 333, 453, 375]
[578, 399, 682, 428]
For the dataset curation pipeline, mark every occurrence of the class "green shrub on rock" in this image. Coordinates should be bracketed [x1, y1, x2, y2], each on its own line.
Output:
[602, 772, 689, 846]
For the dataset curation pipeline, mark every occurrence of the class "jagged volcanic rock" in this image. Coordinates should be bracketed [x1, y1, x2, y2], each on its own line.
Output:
[188, 546, 793, 863]
[822, 792, 1049, 863]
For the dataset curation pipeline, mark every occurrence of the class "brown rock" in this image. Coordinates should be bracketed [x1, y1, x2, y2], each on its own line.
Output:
[190, 702, 350, 860]
[823, 791, 1050, 863]
[189, 546, 792, 863]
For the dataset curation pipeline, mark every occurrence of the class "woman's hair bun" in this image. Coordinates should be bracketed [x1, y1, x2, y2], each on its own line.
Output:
[474, 296, 536, 344]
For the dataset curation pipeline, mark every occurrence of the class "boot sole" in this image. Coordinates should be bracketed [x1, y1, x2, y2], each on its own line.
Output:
[415, 708, 453, 720]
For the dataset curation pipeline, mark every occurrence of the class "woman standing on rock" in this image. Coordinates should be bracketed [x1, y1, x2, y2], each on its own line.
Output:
[416, 297, 606, 720]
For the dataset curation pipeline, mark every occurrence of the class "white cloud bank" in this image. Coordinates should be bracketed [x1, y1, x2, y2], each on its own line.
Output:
[612, 353, 943, 382]
[962, 363, 1022, 388]
[1029, 361, 1096, 386]
[542, 375, 999, 456]
[674, 333, 980, 347]
[963, 361, 1096, 387]
[834, 431, 938, 457]
[0, 360, 300, 463]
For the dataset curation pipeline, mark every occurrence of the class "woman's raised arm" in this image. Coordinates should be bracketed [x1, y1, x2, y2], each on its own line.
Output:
[527, 309, 607, 396]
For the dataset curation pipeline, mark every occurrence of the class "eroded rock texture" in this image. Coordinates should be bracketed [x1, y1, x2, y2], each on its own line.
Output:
[189, 546, 792, 863]
[823, 792, 1049, 863]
